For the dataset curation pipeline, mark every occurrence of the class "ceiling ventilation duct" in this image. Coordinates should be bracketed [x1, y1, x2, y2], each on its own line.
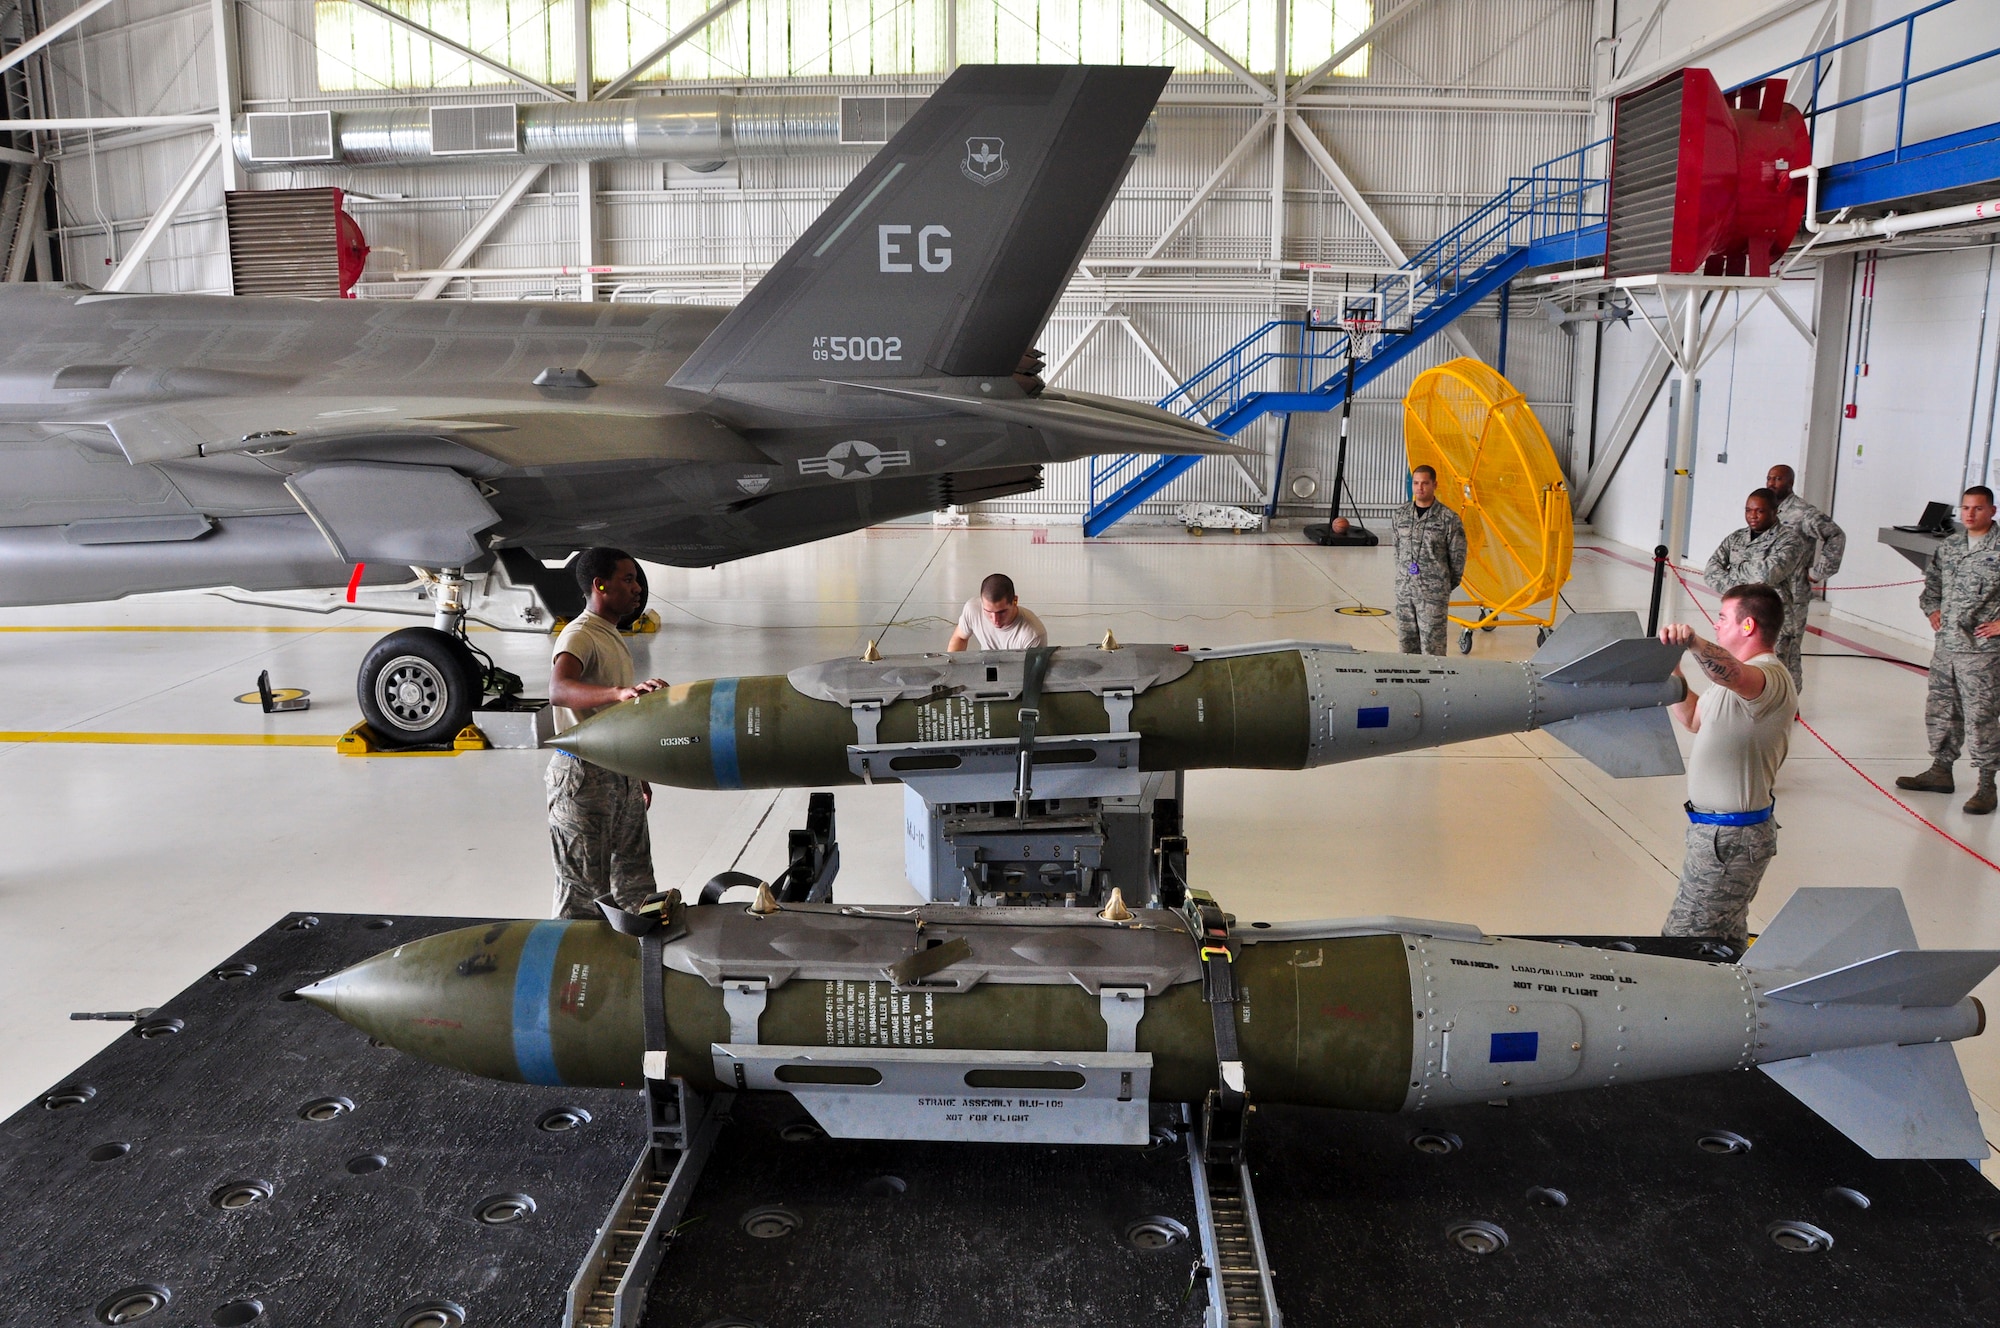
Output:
[236, 95, 847, 172]
[232, 94, 1153, 172]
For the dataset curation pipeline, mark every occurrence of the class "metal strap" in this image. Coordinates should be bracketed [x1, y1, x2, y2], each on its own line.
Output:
[640, 929, 668, 1083]
[1184, 896, 1247, 1162]
[1013, 646, 1057, 816]
[851, 700, 882, 747]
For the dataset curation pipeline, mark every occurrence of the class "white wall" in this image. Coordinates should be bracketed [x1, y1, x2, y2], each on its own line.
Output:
[1586, 281, 1818, 558]
[1587, 245, 2000, 648]
[1825, 245, 2000, 643]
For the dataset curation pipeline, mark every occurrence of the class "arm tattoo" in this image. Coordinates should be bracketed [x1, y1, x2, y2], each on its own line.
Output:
[1689, 638, 1737, 684]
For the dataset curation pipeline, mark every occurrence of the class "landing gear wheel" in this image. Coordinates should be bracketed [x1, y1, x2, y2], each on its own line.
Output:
[616, 561, 651, 632]
[357, 627, 480, 747]
[1458, 629, 1474, 655]
[1536, 627, 1550, 646]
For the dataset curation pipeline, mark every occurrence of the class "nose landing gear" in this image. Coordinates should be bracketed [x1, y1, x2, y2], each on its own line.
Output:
[353, 567, 493, 748]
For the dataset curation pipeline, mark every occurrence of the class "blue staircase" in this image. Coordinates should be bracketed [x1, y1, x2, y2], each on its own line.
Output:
[1083, 0, 2000, 537]
[1082, 142, 1608, 536]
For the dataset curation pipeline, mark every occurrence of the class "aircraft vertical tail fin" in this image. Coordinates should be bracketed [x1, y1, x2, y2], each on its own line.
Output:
[669, 65, 1170, 396]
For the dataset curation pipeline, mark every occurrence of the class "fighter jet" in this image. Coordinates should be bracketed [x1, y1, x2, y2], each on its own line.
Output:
[0, 65, 1238, 745]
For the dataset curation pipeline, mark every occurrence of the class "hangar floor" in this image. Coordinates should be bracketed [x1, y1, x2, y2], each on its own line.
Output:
[2, 525, 1996, 1165]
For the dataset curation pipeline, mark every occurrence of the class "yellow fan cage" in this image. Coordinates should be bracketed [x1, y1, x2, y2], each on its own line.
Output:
[1403, 358, 1572, 638]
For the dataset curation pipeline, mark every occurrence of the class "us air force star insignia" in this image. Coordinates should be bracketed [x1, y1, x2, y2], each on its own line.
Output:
[962, 137, 1008, 186]
[798, 439, 912, 480]
[735, 475, 770, 495]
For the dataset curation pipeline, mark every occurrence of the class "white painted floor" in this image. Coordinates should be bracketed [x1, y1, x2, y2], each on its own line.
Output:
[3, 524, 1997, 1164]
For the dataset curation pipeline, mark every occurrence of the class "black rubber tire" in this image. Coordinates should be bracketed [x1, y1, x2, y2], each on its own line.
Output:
[1536, 627, 1551, 646]
[616, 561, 651, 632]
[1458, 629, 1474, 655]
[1481, 621, 1497, 632]
[357, 627, 481, 747]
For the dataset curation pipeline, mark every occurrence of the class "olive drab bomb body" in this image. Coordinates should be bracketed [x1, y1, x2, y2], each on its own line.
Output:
[550, 614, 1691, 790]
[300, 888, 1999, 1159]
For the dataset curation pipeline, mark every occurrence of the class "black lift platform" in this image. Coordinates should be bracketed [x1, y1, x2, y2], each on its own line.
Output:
[4, 919, 1999, 1327]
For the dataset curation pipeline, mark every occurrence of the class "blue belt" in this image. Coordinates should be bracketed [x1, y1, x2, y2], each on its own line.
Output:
[1685, 801, 1773, 826]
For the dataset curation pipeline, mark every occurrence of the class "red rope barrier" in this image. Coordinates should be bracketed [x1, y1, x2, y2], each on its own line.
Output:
[1794, 716, 2000, 874]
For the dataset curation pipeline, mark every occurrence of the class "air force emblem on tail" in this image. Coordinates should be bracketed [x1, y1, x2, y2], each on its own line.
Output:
[962, 138, 1008, 185]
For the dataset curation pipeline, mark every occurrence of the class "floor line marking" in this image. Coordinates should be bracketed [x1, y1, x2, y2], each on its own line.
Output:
[1796, 716, 2000, 874]
[0, 731, 339, 747]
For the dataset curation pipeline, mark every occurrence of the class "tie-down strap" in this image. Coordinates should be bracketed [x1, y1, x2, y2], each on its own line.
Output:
[636, 891, 688, 1083]
[1185, 896, 1245, 1094]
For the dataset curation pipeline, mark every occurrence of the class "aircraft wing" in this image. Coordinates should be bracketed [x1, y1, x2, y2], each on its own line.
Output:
[90, 396, 765, 468]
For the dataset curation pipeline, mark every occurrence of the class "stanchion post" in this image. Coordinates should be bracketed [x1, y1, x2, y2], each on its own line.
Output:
[1646, 544, 1668, 635]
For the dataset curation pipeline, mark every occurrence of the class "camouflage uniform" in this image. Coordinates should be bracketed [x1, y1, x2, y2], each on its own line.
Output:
[1703, 524, 1808, 676]
[1773, 493, 1847, 690]
[1392, 500, 1467, 655]
[1918, 531, 2000, 774]
[1664, 820, 1779, 948]
[547, 609, 656, 919]
[547, 755, 657, 919]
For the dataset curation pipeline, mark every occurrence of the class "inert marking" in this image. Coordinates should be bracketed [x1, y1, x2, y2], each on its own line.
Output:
[512, 921, 568, 1086]
[1357, 706, 1390, 729]
[1489, 1031, 1539, 1064]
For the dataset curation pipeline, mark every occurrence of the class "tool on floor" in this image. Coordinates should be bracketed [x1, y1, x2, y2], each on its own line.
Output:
[253, 670, 310, 713]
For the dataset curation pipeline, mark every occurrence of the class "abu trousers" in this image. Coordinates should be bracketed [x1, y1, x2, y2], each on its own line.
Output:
[1395, 577, 1451, 656]
[547, 754, 656, 920]
[1662, 819, 1778, 948]
[1924, 649, 2000, 774]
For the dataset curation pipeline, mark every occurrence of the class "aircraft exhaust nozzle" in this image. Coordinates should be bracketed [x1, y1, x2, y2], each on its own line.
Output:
[301, 889, 1995, 1157]
[552, 618, 1688, 791]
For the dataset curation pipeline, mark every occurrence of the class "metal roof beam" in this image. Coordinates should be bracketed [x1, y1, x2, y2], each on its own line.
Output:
[346, 0, 572, 102]
[0, 0, 119, 78]
[1134, 0, 1275, 103]
[102, 135, 221, 293]
[1285, 111, 1478, 361]
[415, 165, 550, 300]
[1290, 0, 1430, 99]
[597, 0, 747, 101]
[1143, 111, 1272, 261]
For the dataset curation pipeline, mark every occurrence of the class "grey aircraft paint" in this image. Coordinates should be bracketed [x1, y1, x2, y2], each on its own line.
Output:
[0, 65, 1237, 610]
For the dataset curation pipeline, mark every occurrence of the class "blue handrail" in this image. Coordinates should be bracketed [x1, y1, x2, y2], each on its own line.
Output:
[1085, 135, 1613, 518]
[1088, 0, 1995, 529]
[1726, 0, 1998, 167]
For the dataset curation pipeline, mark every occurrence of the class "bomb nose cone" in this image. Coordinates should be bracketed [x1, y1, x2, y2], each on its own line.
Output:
[294, 975, 339, 1011]
[292, 945, 431, 1051]
[291, 920, 647, 1087]
[546, 685, 718, 786]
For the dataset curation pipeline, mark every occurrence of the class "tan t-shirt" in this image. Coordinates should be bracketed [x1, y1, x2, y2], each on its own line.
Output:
[956, 599, 1048, 650]
[1685, 652, 1796, 813]
[550, 610, 633, 733]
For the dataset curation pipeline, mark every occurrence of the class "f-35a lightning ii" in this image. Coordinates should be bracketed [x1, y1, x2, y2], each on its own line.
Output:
[0, 65, 1238, 745]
